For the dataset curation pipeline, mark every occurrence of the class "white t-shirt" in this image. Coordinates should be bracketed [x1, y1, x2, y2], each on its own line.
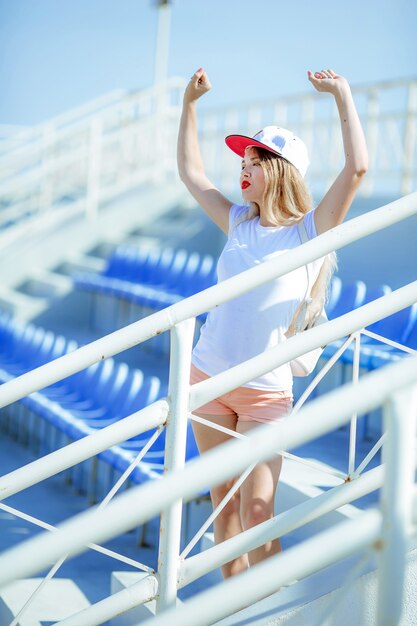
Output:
[191, 204, 323, 391]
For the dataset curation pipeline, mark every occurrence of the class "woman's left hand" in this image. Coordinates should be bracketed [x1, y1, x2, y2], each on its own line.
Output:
[307, 69, 349, 95]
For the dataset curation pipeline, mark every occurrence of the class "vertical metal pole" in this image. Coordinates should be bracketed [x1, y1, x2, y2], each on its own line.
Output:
[377, 385, 417, 625]
[40, 123, 55, 212]
[402, 82, 417, 195]
[156, 317, 196, 613]
[153, 0, 171, 86]
[348, 332, 361, 476]
[86, 117, 102, 221]
[152, 0, 171, 185]
[362, 89, 379, 197]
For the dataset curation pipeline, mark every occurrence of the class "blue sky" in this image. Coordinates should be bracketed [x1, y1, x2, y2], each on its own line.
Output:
[1, 0, 416, 126]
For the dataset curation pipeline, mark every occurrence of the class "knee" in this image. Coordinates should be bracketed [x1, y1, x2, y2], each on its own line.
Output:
[242, 500, 272, 530]
[211, 482, 241, 518]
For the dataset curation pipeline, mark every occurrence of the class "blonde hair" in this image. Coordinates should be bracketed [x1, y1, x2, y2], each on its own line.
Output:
[236, 146, 337, 308]
[237, 147, 312, 226]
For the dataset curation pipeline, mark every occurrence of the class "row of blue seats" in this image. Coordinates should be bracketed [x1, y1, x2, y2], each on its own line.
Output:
[74, 244, 417, 368]
[324, 278, 417, 370]
[75, 245, 217, 317]
[0, 313, 199, 503]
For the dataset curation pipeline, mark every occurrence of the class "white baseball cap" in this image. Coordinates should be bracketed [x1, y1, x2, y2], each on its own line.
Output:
[225, 125, 309, 177]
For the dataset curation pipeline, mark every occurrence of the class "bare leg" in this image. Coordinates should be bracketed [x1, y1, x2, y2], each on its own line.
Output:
[237, 421, 283, 566]
[191, 412, 249, 578]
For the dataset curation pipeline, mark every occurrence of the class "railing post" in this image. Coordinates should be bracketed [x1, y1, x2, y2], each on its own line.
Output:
[361, 89, 379, 197]
[156, 317, 196, 613]
[348, 331, 361, 476]
[86, 116, 102, 221]
[402, 81, 417, 195]
[377, 385, 417, 625]
[40, 122, 55, 212]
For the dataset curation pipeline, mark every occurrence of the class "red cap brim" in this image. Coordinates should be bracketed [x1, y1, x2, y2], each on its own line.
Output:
[225, 134, 282, 158]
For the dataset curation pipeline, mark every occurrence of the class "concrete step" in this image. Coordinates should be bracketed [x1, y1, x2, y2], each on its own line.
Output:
[16, 270, 73, 299]
[215, 537, 417, 625]
[0, 578, 90, 626]
[0, 285, 47, 320]
[53, 253, 107, 277]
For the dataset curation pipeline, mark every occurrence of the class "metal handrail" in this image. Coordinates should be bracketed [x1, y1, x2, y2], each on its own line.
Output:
[1, 77, 415, 261]
[0, 192, 416, 625]
[0, 356, 416, 624]
[1, 191, 416, 411]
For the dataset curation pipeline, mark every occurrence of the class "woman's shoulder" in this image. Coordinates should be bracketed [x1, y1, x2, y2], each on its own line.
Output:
[300, 208, 318, 240]
[228, 203, 252, 235]
[230, 203, 250, 221]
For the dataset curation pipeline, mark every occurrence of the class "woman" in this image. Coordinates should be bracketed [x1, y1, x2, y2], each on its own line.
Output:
[177, 67, 368, 578]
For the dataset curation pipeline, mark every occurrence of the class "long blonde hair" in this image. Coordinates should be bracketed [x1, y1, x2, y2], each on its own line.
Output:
[237, 146, 337, 307]
[238, 146, 312, 226]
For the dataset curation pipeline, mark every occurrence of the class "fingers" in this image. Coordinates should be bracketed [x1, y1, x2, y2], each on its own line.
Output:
[185, 67, 212, 102]
[191, 67, 207, 84]
[308, 68, 337, 81]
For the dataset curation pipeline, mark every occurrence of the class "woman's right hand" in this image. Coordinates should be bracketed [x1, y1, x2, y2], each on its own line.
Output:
[184, 68, 212, 104]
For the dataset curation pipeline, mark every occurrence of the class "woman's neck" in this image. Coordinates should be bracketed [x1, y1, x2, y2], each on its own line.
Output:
[259, 206, 285, 227]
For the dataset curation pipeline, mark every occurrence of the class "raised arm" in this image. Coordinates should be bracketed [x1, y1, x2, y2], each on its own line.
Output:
[308, 69, 368, 234]
[177, 68, 232, 235]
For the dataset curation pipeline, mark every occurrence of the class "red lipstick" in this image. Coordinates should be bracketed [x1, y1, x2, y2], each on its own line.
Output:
[241, 181, 251, 190]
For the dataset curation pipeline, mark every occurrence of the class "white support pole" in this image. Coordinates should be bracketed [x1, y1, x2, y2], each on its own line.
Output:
[86, 116, 102, 221]
[377, 386, 417, 625]
[402, 82, 417, 195]
[153, 0, 171, 87]
[39, 122, 55, 212]
[362, 89, 379, 197]
[348, 331, 361, 476]
[156, 318, 195, 612]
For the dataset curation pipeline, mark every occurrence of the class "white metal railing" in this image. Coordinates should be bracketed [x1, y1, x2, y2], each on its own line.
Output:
[199, 77, 417, 198]
[1, 358, 416, 626]
[0, 192, 416, 625]
[0, 78, 187, 255]
[0, 77, 416, 255]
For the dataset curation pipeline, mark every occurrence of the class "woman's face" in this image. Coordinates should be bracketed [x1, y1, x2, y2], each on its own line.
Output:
[240, 147, 266, 204]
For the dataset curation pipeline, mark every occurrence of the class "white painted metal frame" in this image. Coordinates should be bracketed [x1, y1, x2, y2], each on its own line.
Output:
[0, 194, 416, 625]
[1, 359, 417, 626]
[1, 77, 416, 256]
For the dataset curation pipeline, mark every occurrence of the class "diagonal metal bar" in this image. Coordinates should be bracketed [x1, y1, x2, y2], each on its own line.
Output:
[190, 414, 244, 440]
[292, 333, 356, 414]
[361, 329, 417, 353]
[0, 400, 168, 501]
[281, 451, 346, 481]
[351, 434, 387, 479]
[6, 425, 165, 626]
[180, 462, 257, 560]
[192, 415, 347, 482]
[99, 425, 164, 508]
[8, 556, 67, 626]
[0, 502, 153, 571]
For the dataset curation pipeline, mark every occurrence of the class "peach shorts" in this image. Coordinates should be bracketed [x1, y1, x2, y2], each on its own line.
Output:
[190, 364, 293, 424]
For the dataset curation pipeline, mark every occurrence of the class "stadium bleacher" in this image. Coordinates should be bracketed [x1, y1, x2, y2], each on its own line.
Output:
[0, 312, 200, 506]
[1, 242, 415, 495]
